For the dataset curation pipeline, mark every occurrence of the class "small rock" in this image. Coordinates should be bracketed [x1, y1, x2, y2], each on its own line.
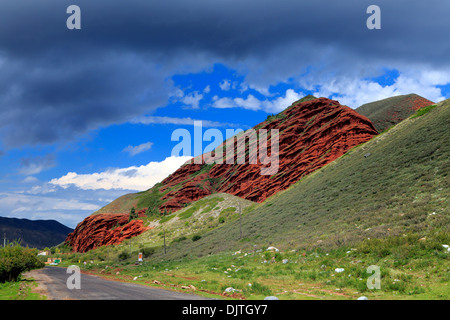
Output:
[264, 296, 279, 300]
[282, 259, 289, 264]
[152, 280, 161, 284]
[133, 277, 138, 280]
[335, 268, 345, 273]
[357, 296, 369, 300]
[224, 287, 236, 293]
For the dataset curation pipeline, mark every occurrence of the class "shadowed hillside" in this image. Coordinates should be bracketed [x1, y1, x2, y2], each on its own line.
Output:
[356, 94, 434, 132]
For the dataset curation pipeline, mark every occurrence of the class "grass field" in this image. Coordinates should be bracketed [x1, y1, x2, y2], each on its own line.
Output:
[59, 231, 448, 300]
[0, 279, 45, 300]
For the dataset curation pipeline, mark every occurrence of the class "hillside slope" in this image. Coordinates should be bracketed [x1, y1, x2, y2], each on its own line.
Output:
[356, 94, 434, 132]
[67, 96, 379, 251]
[95, 97, 377, 214]
[154, 98, 449, 260]
[0, 217, 73, 249]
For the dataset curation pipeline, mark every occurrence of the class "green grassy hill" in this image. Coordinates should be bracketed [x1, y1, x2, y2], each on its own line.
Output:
[160, 98, 448, 259]
[128, 193, 256, 250]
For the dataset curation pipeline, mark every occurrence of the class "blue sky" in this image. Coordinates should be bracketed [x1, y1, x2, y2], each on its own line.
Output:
[0, 1, 449, 228]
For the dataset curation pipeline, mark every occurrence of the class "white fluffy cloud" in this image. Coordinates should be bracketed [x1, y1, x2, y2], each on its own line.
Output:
[122, 142, 153, 156]
[262, 89, 303, 113]
[0, 192, 101, 227]
[49, 155, 192, 191]
[130, 115, 243, 128]
[212, 89, 304, 113]
[0, 193, 100, 213]
[303, 68, 449, 108]
[219, 79, 231, 91]
[181, 91, 204, 109]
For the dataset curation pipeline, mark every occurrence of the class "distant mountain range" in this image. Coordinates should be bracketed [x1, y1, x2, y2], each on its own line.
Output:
[0, 216, 73, 249]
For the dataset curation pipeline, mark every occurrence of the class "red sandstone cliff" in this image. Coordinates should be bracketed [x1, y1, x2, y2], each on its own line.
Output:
[159, 97, 378, 211]
[66, 210, 150, 253]
[66, 97, 378, 252]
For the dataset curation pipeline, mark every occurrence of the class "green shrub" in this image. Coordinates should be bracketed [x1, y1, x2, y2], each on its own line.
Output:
[118, 251, 130, 261]
[411, 104, 437, 118]
[243, 281, 272, 296]
[0, 244, 44, 283]
[171, 236, 187, 244]
[142, 247, 155, 258]
[192, 234, 202, 242]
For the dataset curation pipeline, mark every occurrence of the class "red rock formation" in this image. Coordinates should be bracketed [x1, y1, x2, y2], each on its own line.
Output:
[67, 97, 378, 252]
[65, 213, 150, 253]
[157, 97, 378, 208]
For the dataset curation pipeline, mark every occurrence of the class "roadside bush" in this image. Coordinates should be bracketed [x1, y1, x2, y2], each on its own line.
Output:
[192, 234, 202, 242]
[0, 244, 44, 283]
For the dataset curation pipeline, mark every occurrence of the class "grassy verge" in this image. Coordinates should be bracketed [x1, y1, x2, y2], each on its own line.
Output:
[0, 279, 45, 300]
[58, 231, 449, 300]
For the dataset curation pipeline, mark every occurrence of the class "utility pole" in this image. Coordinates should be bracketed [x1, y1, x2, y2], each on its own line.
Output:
[239, 200, 242, 239]
[163, 228, 166, 254]
[3, 233, 6, 247]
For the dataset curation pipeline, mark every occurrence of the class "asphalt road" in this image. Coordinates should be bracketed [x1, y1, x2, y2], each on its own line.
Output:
[26, 266, 209, 300]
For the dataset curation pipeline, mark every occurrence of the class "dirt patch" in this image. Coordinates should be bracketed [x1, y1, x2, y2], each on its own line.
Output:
[22, 269, 51, 300]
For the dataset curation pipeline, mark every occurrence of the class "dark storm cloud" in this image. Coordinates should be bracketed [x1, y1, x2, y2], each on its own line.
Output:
[0, 0, 448, 147]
